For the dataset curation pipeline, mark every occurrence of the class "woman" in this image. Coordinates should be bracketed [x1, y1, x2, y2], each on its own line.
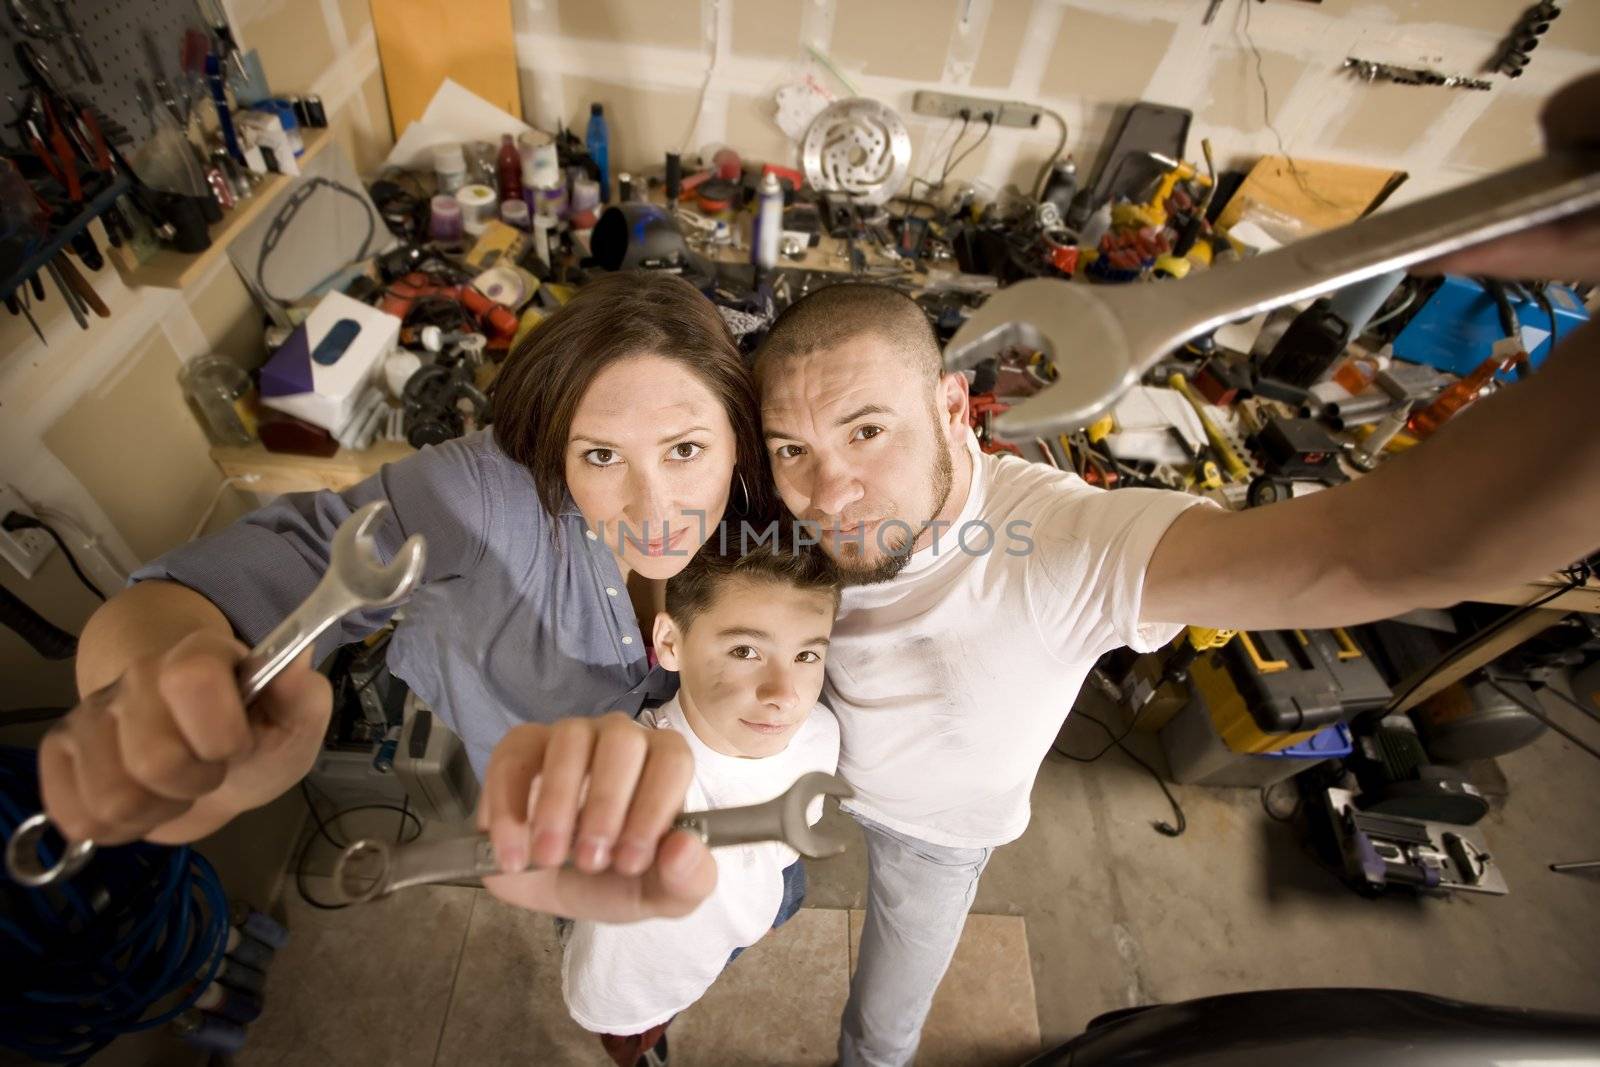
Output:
[37, 271, 766, 919]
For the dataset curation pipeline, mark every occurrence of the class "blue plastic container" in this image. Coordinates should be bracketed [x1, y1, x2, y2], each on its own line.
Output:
[1259, 722, 1353, 761]
[1392, 275, 1588, 380]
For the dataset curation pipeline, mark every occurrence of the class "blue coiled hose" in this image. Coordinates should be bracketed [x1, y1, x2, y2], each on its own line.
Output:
[0, 745, 228, 1064]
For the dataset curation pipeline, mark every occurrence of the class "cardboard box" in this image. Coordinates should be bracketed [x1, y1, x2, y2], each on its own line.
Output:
[1216, 157, 1408, 238]
[259, 291, 401, 433]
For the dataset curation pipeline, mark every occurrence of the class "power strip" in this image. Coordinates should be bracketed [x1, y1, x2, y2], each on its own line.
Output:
[0, 485, 58, 579]
[910, 90, 1042, 130]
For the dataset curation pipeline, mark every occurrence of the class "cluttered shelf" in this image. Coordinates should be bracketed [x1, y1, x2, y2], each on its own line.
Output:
[118, 129, 333, 291]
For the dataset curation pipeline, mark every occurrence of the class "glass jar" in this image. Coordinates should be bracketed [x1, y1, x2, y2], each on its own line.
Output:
[180, 354, 257, 446]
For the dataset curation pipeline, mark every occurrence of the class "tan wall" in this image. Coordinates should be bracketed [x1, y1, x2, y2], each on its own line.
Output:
[0, 0, 398, 705]
[511, 0, 1598, 202]
[230, 0, 398, 177]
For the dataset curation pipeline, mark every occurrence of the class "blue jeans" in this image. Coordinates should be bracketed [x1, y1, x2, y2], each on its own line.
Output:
[729, 858, 806, 963]
[838, 816, 993, 1067]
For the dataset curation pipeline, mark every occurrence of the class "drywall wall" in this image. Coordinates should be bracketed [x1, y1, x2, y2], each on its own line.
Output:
[510, 0, 1597, 202]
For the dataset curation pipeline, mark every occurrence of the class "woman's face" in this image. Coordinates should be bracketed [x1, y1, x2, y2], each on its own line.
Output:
[565, 353, 738, 580]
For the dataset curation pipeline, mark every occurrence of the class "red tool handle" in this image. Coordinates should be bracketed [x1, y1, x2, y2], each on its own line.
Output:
[41, 101, 82, 201]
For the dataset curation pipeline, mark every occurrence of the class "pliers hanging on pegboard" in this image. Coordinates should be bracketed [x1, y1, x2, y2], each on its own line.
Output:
[14, 40, 168, 243]
[19, 90, 81, 203]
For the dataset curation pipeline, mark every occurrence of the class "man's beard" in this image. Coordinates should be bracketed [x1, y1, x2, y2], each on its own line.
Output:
[835, 419, 957, 587]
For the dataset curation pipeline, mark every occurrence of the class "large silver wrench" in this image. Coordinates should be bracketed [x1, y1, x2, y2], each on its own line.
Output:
[946, 150, 1600, 436]
[5, 500, 426, 888]
[331, 771, 854, 904]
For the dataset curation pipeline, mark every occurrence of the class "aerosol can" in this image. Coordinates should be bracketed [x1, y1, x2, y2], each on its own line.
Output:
[753, 171, 783, 272]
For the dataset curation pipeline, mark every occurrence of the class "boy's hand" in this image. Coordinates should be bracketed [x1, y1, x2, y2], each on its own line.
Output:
[1419, 71, 1600, 282]
[477, 713, 717, 922]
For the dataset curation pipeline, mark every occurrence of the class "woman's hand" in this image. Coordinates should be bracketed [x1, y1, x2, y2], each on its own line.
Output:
[1420, 71, 1600, 282]
[478, 713, 717, 922]
[38, 632, 333, 847]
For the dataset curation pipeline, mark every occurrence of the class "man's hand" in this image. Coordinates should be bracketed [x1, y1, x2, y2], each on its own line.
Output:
[1420, 70, 1600, 282]
[477, 713, 717, 922]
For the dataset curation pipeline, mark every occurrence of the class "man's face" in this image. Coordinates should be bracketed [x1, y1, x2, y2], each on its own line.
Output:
[761, 335, 961, 584]
[654, 576, 835, 758]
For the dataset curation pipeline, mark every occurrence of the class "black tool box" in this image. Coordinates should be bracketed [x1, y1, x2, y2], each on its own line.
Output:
[1195, 627, 1392, 751]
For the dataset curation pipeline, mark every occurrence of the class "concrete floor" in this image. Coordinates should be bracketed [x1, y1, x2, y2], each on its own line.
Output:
[804, 682, 1600, 1049]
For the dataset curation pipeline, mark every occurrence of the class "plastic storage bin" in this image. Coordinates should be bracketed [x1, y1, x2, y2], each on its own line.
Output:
[1161, 677, 1353, 788]
[1197, 627, 1389, 753]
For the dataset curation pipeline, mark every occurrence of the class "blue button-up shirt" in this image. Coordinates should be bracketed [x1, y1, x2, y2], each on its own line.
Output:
[131, 430, 675, 778]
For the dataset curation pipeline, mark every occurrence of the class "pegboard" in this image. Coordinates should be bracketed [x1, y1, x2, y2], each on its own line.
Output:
[0, 0, 208, 154]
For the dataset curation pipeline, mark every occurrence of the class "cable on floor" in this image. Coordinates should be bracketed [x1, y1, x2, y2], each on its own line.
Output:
[1496, 678, 1600, 725]
[1052, 700, 1156, 763]
[294, 779, 422, 911]
[1, 745, 228, 1064]
[1055, 709, 1187, 837]
[1260, 779, 1302, 822]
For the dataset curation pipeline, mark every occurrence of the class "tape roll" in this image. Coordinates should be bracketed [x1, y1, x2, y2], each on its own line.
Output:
[454, 184, 497, 235]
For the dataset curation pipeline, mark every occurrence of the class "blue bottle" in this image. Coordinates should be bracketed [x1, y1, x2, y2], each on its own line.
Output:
[586, 103, 610, 203]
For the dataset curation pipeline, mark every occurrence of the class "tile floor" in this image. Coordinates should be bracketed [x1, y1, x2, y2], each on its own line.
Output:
[199, 680, 1600, 1067]
[236, 885, 1038, 1067]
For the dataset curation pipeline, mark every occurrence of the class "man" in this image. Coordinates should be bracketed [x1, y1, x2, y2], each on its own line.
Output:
[755, 72, 1599, 1066]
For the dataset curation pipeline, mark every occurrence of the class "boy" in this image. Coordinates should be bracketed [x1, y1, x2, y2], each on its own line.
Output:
[563, 531, 842, 1066]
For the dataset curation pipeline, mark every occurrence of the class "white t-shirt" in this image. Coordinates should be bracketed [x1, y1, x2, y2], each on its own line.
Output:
[562, 695, 840, 1034]
[827, 430, 1209, 849]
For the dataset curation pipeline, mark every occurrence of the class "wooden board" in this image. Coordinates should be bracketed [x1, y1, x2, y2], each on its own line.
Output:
[1216, 156, 1408, 235]
[211, 439, 415, 495]
[371, 0, 522, 139]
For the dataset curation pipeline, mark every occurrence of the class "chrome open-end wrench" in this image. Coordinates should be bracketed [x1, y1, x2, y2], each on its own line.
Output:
[5, 501, 426, 888]
[331, 771, 855, 904]
[945, 150, 1600, 435]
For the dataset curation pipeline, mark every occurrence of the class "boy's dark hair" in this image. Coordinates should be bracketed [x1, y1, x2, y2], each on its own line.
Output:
[666, 525, 841, 632]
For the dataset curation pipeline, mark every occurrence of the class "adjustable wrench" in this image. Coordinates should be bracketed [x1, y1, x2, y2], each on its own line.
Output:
[945, 150, 1600, 435]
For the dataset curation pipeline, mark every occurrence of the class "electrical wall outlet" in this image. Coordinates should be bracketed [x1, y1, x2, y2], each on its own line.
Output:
[911, 90, 1042, 130]
[0, 485, 56, 580]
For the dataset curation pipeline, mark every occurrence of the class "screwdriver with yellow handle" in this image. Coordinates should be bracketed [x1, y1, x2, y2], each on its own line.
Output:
[1168, 372, 1250, 482]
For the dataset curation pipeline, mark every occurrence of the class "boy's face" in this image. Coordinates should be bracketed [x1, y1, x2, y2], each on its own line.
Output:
[654, 575, 835, 758]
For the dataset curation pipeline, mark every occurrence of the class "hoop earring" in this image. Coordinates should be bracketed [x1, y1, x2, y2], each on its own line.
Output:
[733, 471, 751, 518]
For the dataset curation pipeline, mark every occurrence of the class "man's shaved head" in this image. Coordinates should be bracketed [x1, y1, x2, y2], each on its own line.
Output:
[756, 283, 942, 384]
[756, 282, 966, 585]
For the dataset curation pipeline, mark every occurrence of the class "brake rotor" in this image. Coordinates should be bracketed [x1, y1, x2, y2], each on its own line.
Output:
[801, 98, 912, 206]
